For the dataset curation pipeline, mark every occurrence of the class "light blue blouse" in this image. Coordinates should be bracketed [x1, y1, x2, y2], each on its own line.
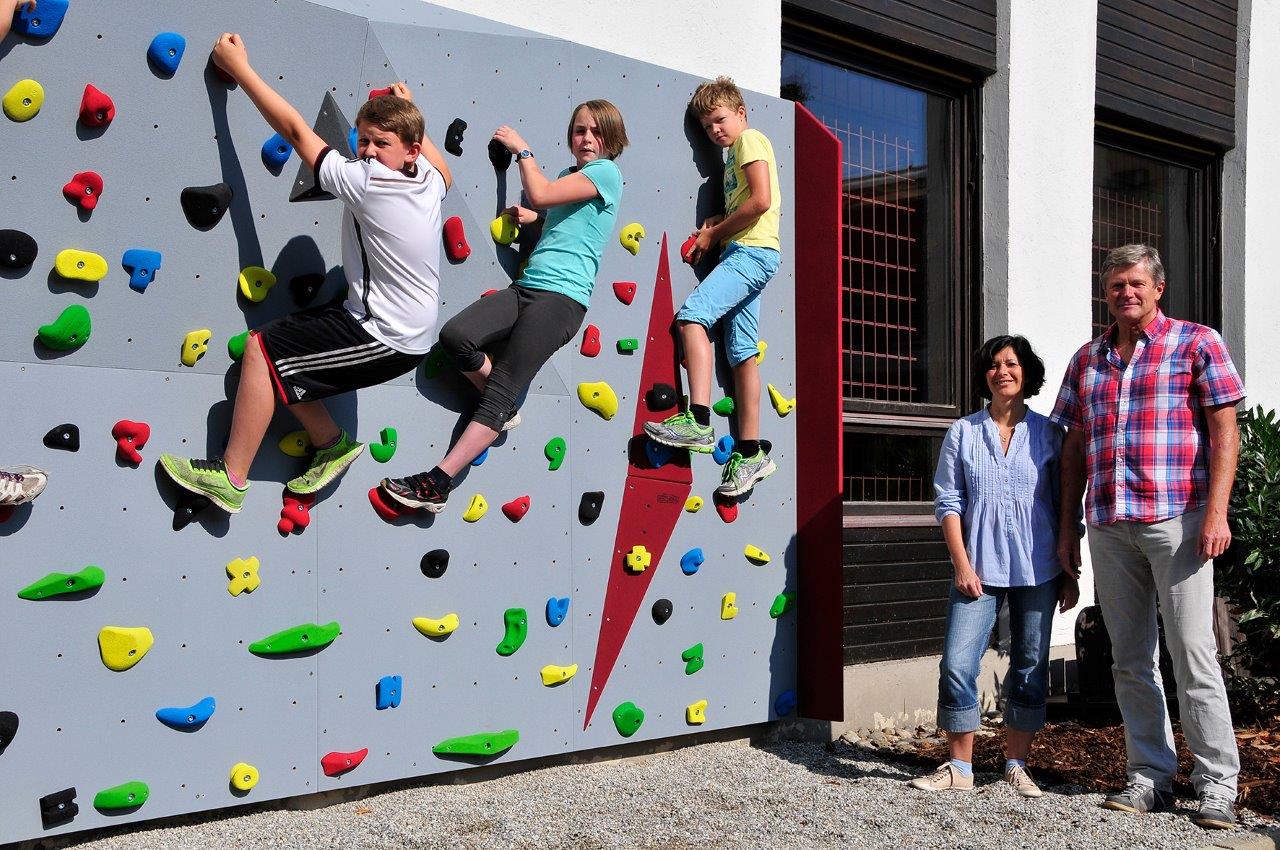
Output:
[933, 408, 1064, 587]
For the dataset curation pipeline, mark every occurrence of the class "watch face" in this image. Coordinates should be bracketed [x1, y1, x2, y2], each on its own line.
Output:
[518, 149, 533, 159]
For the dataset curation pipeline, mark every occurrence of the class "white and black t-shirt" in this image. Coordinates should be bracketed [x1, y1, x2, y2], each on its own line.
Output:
[316, 146, 446, 354]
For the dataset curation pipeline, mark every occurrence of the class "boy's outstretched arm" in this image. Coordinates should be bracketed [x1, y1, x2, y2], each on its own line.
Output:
[211, 33, 327, 169]
[389, 82, 451, 190]
[1, 1, 37, 45]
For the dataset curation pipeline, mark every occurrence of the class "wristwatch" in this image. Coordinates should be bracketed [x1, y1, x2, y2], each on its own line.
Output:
[517, 149, 533, 160]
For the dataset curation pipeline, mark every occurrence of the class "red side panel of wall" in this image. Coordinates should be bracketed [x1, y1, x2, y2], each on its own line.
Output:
[793, 102, 845, 721]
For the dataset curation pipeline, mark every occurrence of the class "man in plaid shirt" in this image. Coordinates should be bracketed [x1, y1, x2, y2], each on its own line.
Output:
[1051, 244, 1245, 830]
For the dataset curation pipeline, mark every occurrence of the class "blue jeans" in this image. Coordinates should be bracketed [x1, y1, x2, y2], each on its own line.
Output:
[675, 242, 780, 365]
[936, 575, 1060, 733]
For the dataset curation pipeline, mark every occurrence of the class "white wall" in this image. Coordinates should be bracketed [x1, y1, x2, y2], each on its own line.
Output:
[426, 0, 782, 95]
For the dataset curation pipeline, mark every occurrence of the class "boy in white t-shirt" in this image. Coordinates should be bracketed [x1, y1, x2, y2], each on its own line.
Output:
[159, 33, 451, 515]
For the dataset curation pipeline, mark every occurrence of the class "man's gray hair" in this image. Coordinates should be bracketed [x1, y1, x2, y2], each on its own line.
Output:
[1101, 243, 1165, 284]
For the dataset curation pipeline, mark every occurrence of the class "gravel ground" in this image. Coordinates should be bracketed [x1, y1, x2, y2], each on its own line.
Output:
[35, 739, 1278, 850]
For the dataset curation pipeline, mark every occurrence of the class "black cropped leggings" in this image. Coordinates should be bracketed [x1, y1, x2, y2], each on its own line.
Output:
[438, 284, 586, 431]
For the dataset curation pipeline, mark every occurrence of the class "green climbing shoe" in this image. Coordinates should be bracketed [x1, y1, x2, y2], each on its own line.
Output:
[287, 431, 364, 494]
[159, 455, 246, 514]
[643, 411, 715, 452]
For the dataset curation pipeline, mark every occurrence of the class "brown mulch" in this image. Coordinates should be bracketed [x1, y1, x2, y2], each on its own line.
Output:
[909, 716, 1280, 816]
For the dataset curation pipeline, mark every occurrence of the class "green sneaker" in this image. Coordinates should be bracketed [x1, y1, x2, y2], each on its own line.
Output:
[717, 450, 777, 497]
[643, 411, 715, 452]
[159, 454, 247, 514]
[287, 431, 364, 494]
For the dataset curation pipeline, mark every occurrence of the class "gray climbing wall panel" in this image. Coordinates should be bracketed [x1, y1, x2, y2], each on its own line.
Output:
[0, 0, 798, 841]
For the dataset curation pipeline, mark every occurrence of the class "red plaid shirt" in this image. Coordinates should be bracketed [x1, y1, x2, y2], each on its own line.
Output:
[1050, 311, 1245, 525]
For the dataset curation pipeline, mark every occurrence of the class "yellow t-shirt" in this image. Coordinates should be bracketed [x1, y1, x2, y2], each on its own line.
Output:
[723, 127, 781, 251]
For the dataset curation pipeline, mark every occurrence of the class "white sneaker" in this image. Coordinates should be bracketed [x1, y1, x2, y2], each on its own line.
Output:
[909, 762, 974, 792]
[0, 465, 48, 505]
[501, 411, 521, 432]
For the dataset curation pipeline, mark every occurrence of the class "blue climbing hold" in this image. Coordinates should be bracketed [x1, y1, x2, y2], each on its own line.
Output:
[774, 689, 797, 717]
[261, 132, 292, 170]
[471, 447, 488, 467]
[376, 674, 402, 710]
[121, 249, 162, 293]
[147, 32, 186, 77]
[712, 435, 735, 465]
[680, 548, 705, 576]
[348, 127, 359, 157]
[645, 439, 676, 469]
[546, 596, 570, 627]
[155, 696, 215, 731]
[13, 0, 68, 38]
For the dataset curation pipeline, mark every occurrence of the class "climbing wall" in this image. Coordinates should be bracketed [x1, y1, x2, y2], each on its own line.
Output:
[0, 0, 799, 841]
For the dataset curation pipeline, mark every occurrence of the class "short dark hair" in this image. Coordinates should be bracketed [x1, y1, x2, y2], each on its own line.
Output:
[973, 335, 1046, 399]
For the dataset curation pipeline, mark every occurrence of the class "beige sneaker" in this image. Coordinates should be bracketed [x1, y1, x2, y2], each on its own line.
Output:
[909, 763, 974, 791]
[1005, 764, 1043, 798]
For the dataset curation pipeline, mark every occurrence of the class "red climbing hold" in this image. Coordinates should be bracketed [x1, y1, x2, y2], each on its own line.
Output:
[613, 281, 636, 305]
[111, 420, 150, 465]
[62, 171, 104, 211]
[501, 495, 530, 522]
[321, 747, 369, 777]
[680, 235, 697, 264]
[278, 491, 315, 534]
[369, 486, 412, 522]
[580, 324, 601, 357]
[714, 494, 738, 524]
[481, 288, 498, 297]
[78, 84, 115, 128]
[367, 86, 393, 100]
[443, 216, 471, 261]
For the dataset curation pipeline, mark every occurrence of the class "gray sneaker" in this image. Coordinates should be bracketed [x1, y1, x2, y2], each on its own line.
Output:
[644, 411, 714, 452]
[1102, 783, 1173, 814]
[716, 450, 777, 496]
[1191, 792, 1236, 830]
[0, 465, 48, 505]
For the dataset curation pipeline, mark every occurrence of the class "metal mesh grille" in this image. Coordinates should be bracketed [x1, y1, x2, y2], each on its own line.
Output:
[1092, 187, 1163, 336]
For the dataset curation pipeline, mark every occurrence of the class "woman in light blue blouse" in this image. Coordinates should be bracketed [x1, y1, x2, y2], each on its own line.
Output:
[909, 335, 1080, 798]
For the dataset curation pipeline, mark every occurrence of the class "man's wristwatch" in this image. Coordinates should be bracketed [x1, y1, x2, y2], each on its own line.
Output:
[517, 149, 533, 160]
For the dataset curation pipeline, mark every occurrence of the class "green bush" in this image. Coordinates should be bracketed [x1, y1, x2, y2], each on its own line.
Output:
[1218, 405, 1280, 717]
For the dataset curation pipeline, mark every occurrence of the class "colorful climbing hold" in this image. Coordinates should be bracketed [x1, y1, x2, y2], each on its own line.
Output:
[369, 427, 397, 463]
[3, 79, 44, 122]
[644, 439, 675, 469]
[463, 493, 488, 522]
[368, 485, 412, 522]
[443, 215, 470, 261]
[546, 596, 569, 627]
[612, 281, 636, 304]
[487, 138, 512, 171]
[180, 329, 211, 366]
[147, 32, 186, 76]
[681, 643, 704, 675]
[42, 423, 79, 452]
[684, 496, 703, 513]
[712, 397, 735, 416]
[238, 266, 277, 302]
[248, 622, 340, 655]
[611, 702, 644, 737]
[226, 556, 260, 596]
[12, 0, 67, 38]
[616, 338, 639, 353]
[490, 213, 519, 245]
[712, 435, 735, 465]
[680, 548, 704, 576]
[98, 626, 154, 672]
[279, 430, 311, 457]
[261, 132, 292, 170]
[173, 491, 211, 531]
[422, 345, 450, 378]
[769, 591, 796, 618]
[767, 383, 796, 416]
[0, 711, 16, 754]
[680, 234, 698, 263]
[619, 222, 645, 255]
[714, 495, 738, 524]
[17, 565, 104, 600]
[580, 323, 601, 357]
[54, 248, 107, 281]
[444, 117, 467, 156]
[39, 787, 78, 829]
[432, 729, 518, 757]
[495, 608, 527, 656]
[93, 781, 148, 811]
[0, 228, 37, 269]
[155, 696, 215, 731]
[322, 748, 369, 777]
[544, 437, 567, 470]
[37, 304, 91, 350]
[744, 545, 771, 565]
[367, 86, 394, 100]
[227, 330, 249, 362]
[78, 84, 115, 129]
[756, 340, 767, 364]
[578, 491, 604, 525]
[577, 381, 618, 420]
[651, 598, 672, 624]
[625, 545, 651, 573]
[180, 182, 233, 230]
[347, 126, 358, 156]
[61, 172, 104, 212]
[686, 699, 708, 725]
[229, 762, 259, 792]
[376, 675, 401, 709]
[646, 383, 677, 412]
[111, 420, 149, 465]
[412, 613, 459, 638]
[420, 549, 448, 579]
[121, 248, 161, 292]
[540, 663, 577, 686]
[774, 689, 797, 717]
[501, 495, 530, 522]
[720, 592, 738, 620]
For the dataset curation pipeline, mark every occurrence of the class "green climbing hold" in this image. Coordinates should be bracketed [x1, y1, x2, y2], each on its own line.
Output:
[432, 729, 519, 757]
[681, 642, 705, 675]
[18, 565, 105, 600]
[227, 330, 249, 361]
[712, 397, 735, 416]
[369, 427, 397, 463]
[37, 304, 91, 350]
[495, 607, 528, 656]
[616, 338, 638, 352]
[248, 621, 340, 655]
[544, 436, 566, 471]
[769, 592, 797, 618]
[612, 701, 645, 737]
[93, 781, 149, 811]
[422, 346, 450, 379]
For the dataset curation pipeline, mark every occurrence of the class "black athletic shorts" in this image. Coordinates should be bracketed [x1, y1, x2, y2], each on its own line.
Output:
[256, 303, 425, 405]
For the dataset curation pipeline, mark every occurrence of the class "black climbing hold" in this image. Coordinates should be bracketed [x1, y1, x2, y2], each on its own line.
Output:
[180, 182, 233, 230]
[39, 787, 78, 829]
[488, 138, 512, 171]
[173, 491, 212, 531]
[444, 118, 467, 156]
[0, 711, 17, 754]
[291, 92, 354, 203]
[0, 229, 38, 270]
[646, 383, 677, 412]
[289, 273, 326, 306]
[421, 549, 449, 579]
[651, 599, 673, 625]
[42, 423, 79, 452]
[578, 491, 604, 525]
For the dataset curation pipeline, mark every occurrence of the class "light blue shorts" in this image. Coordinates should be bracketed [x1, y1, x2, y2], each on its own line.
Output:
[675, 242, 780, 365]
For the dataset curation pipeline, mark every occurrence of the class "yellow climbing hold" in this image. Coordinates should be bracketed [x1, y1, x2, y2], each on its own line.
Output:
[720, 593, 738, 620]
[540, 663, 578, 686]
[767, 383, 796, 417]
[744, 545, 771, 565]
[685, 496, 704, 513]
[181, 329, 212, 367]
[98, 626, 155, 671]
[229, 762, 259, 792]
[463, 493, 488, 522]
[577, 381, 618, 420]
[686, 699, 708, 725]
[226, 556, 261, 596]
[54, 249, 108, 283]
[625, 545, 651, 573]
[278, 430, 311, 458]
[619, 222, 645, 255]
[3, 79, 44, 122]
[756, 340, 768, 364]
[412, 613, 460, 637]
[490, 213, 519, 245]
[238, 266, 278, 303]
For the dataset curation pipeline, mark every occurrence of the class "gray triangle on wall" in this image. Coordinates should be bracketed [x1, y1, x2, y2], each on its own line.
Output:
[289, 91, 355, 202]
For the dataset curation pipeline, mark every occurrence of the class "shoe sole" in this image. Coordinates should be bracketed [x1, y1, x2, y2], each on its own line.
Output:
[644, 430, 715, 453]
[380, 482, 447, 513]
[288, 444, 365, 495]
[908, 780, 973, 792]
[159, 455, 243, 515]
[716, 458, 777, 497]
[1191, 816, 1235, 830]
